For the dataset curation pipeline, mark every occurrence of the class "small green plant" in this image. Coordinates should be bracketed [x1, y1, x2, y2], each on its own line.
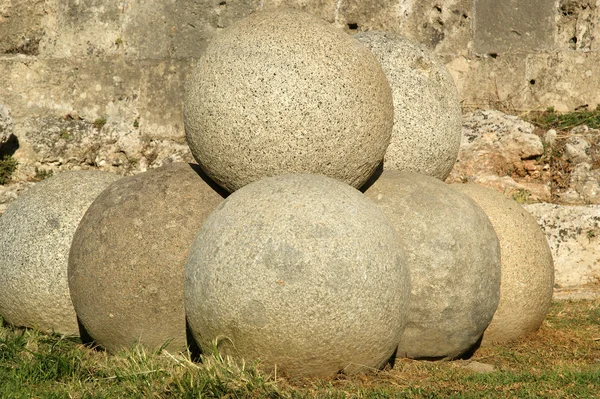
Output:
[93, 118, 107, 130]
[59, 130, 71, 140]
[133, 118, 139, 128]
[527, 105, 600, 130]
[115, 37, 123, 47]
[33, 167, 53, 181]
[0, 155, 18, 185]
[512, 188, 532, 204]
[587, 230, 597, 241]
[127, 157, 138, 167]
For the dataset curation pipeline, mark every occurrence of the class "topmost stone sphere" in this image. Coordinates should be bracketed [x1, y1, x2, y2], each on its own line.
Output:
[184, 9, 394, 192]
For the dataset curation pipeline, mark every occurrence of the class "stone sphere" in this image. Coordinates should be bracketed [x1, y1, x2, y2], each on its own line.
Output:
[451, 183, 554, 345]
[364, 171, 500, 360]
[185, 174, 410, 378]
[0, 170, 119, 335]
[355, 31, 462, 180]
[68, 163, 226, 353]
[184, 9, 394, 192]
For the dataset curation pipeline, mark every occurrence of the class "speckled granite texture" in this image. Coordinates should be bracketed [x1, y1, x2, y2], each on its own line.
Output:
[364, 171, 500, 360]
[355, 31, 462, 180]
[184, 9, 394, 192]
[0, 170, 120, 335]
[185, 174, 410, 378]
[68, 163, 226, 353]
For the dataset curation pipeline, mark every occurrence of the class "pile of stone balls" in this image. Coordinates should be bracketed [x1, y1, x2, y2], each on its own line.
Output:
[0, 9, 554, 379]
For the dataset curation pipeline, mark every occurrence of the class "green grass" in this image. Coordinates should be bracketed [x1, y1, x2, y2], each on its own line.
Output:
[92, 118, 107, 130]
[1, 300, 599, 398]
[33, 167, 54, 181]
[526, 106, 600, 131]
[0, 155, 18, 185]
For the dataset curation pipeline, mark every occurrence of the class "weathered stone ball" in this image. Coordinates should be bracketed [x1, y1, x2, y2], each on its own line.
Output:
[364, 171, 500, 359]
[0, 170, 119, 335]
[184, 9, 394, 192]
[355, 31, 462, 180]
[68, 163, 226, 353]
[451, 183, 554, 345]
[185, 174, 410, 378]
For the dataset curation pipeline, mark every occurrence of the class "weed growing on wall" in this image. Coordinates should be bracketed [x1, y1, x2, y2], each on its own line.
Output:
[527, 105, 600, 130]
[0, 155, 18, 185]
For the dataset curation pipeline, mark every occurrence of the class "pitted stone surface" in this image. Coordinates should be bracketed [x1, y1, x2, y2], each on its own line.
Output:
[364, 171, 500, 360]
[0, 104, 13, 146]
[184, 9, 394, 192]
[451, 183, 554, 345]
[0, 170, 119, 335]
[355, 31, 462, 180]
[185, 174, 410, 378]
[68, 163, 226, 353]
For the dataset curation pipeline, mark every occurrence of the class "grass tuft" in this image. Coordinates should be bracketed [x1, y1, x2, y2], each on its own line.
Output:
[526, 105, 600, 131]
[0, 155, 18, 185]
[0, 300, 599, 398]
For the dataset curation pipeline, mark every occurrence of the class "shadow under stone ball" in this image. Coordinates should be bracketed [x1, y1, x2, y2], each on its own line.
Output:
[0, 170, 120, 335]
[68, 163, 226, 353]
[355, 31, 462, 180]
[364, 171, 501, 360]
[184, 9, 394, 193]
[451, 183, 554, 345]
[185, 174, 410, 379]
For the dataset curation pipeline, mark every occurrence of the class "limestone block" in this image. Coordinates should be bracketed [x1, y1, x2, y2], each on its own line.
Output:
[355, 31, 462, 180]
[446, 110, 551, 202]
[0, 170, 120, 335]
[68, 163, 226, 353]
[258, 0, 337, 24]
[473, 0, 555, 54]
[335, 0, 404, 32]
[40, 0, 259, 59]
[364, 171, 500, 360]
[555, 0, 599, 52]
[525, 52, 600, 112]
[184, 9, 393, 192]
[524, 203, 600, 290]
[451, 183, 554, 345]
[0, 103, 12, 146]
[445, 53, 528, 110]
[396, 0, 473, 56]
[0, 0, 45, 55]
[185, 174, 410, 378]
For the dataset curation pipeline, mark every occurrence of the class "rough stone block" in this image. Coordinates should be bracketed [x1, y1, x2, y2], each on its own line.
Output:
[524, 203, 600, 290]
[0, 0, 45, 55]
[445, 53, 528, 110]
[399, 0, 473, 56]
[473, 0, 555, 54]
[525, 52, 600, 111]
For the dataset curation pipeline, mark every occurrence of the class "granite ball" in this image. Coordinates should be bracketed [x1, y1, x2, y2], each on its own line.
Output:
[184, 9, 394, 192]
[0, 170, 119, 335]
[364, 171, 500, 359]
[355, 31, 462, 180]
[185, 174, 410, 378]
[451, 183, 554, 345]
[68, 163, 226, 353]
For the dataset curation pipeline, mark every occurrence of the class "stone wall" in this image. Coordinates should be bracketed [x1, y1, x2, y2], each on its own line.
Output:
[1, 0, 599, 180]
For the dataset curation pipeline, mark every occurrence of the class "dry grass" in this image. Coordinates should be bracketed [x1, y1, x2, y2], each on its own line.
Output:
[1, 299, 599, 398]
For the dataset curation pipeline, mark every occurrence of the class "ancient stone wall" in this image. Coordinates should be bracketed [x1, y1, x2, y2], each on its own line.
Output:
[1, 0, 599, 180]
